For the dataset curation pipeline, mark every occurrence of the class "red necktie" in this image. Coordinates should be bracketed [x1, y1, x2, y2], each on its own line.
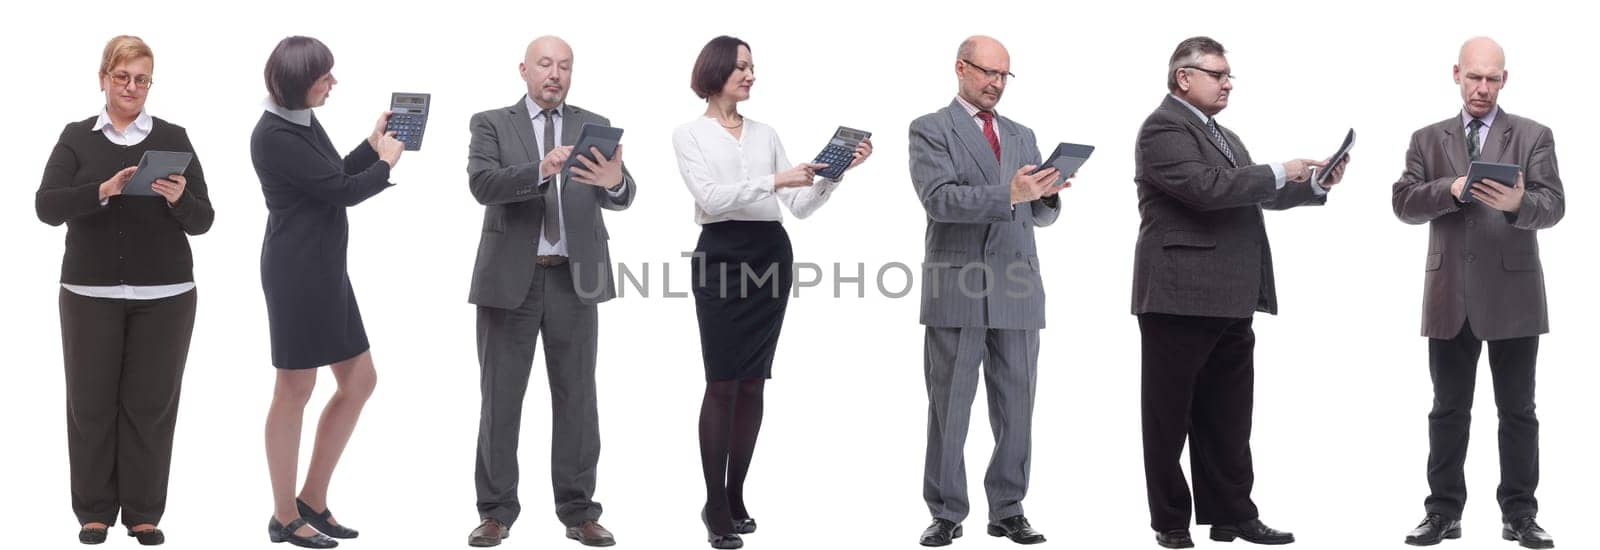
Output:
[976, 111, 1000, 161]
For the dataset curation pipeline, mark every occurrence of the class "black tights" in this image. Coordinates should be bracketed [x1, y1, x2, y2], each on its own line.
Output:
[699, 379, 765, 534]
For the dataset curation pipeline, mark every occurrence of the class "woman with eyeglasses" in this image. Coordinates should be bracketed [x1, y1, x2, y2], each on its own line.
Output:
[36, 35, 214, 547]
[672, 35, 873, 549]
[251, 35, 404, 549]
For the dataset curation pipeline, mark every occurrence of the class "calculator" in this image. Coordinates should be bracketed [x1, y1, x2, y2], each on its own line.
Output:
[385, 92, 430, 151]
[811, 126, 870, 180]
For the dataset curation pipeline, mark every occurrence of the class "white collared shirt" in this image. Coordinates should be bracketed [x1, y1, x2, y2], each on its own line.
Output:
[263, 98, 313, 126]
[672, 116, 840, 225]
[1462, 106, 1500, 151]
[63, 107, 196, 300]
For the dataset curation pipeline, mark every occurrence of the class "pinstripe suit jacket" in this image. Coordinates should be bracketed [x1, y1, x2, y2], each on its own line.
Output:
[909, 99, 1060, 330]
[1130, 95, 1325, 319]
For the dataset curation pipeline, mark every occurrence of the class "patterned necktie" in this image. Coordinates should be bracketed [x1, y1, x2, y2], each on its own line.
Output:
[976, 111, 1001, 161]
[541, 109, 561, 248]
[1206, 117, 1237, 166]
[1466, 118, 1484, 161]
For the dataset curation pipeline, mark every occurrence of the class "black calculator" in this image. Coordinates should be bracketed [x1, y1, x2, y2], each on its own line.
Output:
[811, 126, 870, 180]
[385, 92, 430, 151]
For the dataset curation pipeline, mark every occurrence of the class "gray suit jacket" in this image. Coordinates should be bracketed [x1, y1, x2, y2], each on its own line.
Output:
[909, 99, 1061, 330]
[1391, 108, 1564, 340]
[466, 98, 636, 308]
[1131, 95, 1326, 319]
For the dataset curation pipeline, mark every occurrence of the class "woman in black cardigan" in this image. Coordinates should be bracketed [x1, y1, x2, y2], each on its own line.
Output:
[35, 35, 213, 547]
[251, 36, 404, 549]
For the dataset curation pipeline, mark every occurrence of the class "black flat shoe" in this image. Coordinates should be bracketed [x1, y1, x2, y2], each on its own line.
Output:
[127, 527, 166, 546]
[1157, 529, 1195, 549]
[1405, 513, 1461, 546]
[269, 517, 338, 548]
[298, 498, 359, 539]
[701, 507, 743, 549]
[79, 526, 108, 545]
[732, 518, 757, 535]
[1210, 518, 1294, 545]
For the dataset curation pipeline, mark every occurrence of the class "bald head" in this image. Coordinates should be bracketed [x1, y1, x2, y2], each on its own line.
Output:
[955, 35, 1011, 110]
[1453, 36, 1508, 118]
[521, 35, 574, 110]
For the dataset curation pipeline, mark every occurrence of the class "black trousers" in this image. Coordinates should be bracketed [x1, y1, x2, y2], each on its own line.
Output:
[60, 288, 196, 527]
[1138, 313, 1258, 531]
[1425, 320, 1540, 521]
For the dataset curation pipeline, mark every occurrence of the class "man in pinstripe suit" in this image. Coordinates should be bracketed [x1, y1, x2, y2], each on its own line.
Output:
[1131, 36, 1347, 549]
[909, 35, 1066, 547]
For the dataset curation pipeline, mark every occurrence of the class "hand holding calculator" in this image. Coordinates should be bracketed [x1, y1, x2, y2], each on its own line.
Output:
[811, 126, 871, 180]
[385, 92, 430, 151]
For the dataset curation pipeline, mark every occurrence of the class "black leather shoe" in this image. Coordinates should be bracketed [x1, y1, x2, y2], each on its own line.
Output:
[468, 518, 510, 547]
[269, 517, 338, 548]
[79, 525, 108, 545]
[701, 508, 743, 549]
[127, 527, 166, 546]
[297, 498, 359, 539]
[1157, 529, 1195, 548]
[732, 518, 757, 535]
[987, 515, 1045, 544]
[1405, 513, 1461, 546]
[1211, 518, 1294, 545]
[1502, 517, 1554, 549]
[920, 518, 963, 547]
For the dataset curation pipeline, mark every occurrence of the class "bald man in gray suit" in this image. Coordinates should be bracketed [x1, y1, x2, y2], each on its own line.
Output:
[1393, 37, 1563, 549]
[908, 36, 1067, 547]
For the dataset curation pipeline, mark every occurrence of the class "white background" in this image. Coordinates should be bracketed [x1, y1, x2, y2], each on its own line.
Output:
[3, 1, 1593, 549]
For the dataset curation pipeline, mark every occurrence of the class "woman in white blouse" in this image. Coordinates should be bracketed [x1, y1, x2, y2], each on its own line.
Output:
[672, 35, 872, 549]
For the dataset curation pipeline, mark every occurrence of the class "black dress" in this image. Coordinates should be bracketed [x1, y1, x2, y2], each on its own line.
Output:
[250, 110, 393, 370]
[691, 220, 794, 381]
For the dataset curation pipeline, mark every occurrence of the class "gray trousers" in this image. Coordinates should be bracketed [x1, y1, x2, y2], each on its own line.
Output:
[923, 326, 1039, 523]
[475, 264, 602, 528]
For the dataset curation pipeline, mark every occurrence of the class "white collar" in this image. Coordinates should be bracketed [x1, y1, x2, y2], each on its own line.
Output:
[525, 96, 565, 119]
[954, 95, 994, 119]
[1462, 106, 1501, 129]
[92, 108, 152, 133]
[263, 97, 313, 126]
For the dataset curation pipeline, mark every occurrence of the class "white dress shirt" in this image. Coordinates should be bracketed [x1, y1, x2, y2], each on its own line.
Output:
[1462, 106, 1500, 151]
[526, 98, 626, 256]
[62, 108, 196, 300]
[672, 116, 840, 225]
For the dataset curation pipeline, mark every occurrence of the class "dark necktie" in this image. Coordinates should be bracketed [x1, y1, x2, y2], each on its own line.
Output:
[1206, 117, 1237, 166]
[976, 111, 1001, 161]
[541, 109, 561, 248]
[1466, 118, 1484, 161]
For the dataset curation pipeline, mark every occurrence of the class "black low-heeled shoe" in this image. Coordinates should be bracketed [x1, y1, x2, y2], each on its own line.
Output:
[269, 517, 338, 548]
[732, 518, 757, 535]
[297, 498, 360, 539]
[127, 527, 166, 546]
[79, 525, 108, 545]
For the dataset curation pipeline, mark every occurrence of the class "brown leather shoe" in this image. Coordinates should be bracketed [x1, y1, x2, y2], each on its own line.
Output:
[468, 519, 510, 547]
[565, 520, 615, 547]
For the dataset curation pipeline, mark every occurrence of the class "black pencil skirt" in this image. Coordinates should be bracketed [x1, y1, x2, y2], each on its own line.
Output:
[691, 221, 794, 382]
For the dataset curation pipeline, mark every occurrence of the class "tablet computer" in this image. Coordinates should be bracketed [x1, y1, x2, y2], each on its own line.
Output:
[1031, 142, 1094, 179]
[125, 150, 193, 197]
[1462, 161, 1520, 204]
[562, 123, 623, 176]
[1315, 128, 1355, 187]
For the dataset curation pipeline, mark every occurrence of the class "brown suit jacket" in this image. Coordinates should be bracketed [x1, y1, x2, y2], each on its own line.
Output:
[1131, 95, 1326, 318]
[1391, 107, 1564, 340]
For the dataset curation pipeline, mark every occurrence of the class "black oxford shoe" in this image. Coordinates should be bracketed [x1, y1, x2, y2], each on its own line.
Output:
[1502, 517, 1554, 549]
[1157, 529, 1195, 548]
[987, 515, 1045, 544]
[920, 518, 963, 547]
[1210, 518, 1294, 545]
[1405, 513, 1461, 546]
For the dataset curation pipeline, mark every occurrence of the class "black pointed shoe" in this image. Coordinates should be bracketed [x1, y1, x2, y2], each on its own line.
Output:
[987, 515, 1045, 544]
[1405, 513, 1461, 546]
[269, 517, 338, 549]
[127, 527, 166, 546]
[732, 517, 757, 535]
[1210, 518, 1294, 545]
[920, 518, 963, 547]
[701, 507, 743, 549]
[297, 498, 359, 539]
[78, 525, 108, 545]
[1157, 529, 1195, 549]
[1502, 517, 1554, 549]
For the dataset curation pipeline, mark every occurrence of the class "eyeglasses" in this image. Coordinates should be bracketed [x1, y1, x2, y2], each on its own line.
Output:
[107, 71, 153, 90]
[1181, 66, 1235, 83]
[960, 59, 1015, 82]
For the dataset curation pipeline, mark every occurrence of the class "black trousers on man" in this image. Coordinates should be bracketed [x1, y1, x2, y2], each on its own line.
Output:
[1425, 320, 1540, 521]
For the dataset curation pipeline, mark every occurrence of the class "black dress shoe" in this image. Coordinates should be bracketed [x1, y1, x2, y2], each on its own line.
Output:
[128, 527, 166, 546]
[920, 518, 963, 547]
[298, 498, 359, 539]
[78, 525, 108, 545]
[1405, 513, 1461, 546]
[732, 518, 757, 534]
[468, 518, 510, 547]
[269, 517, 338, 548]
[1502, 516, 1554, 549]
[701, 508, 743, 549]
[987, 515, 1046, 544]
[1210, 518, 1294, 545]
[1157, 529, 1195, 549]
